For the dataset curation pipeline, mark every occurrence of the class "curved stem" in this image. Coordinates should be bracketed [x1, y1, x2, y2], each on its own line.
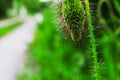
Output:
[85, 0, 99, 80]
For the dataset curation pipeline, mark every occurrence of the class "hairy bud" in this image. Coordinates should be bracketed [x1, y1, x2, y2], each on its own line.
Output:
[62, 0, 85, 41]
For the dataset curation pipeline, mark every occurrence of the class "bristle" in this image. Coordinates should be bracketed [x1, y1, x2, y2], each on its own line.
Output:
[62, 0, 85, 41]
[54, 0, 98, 41]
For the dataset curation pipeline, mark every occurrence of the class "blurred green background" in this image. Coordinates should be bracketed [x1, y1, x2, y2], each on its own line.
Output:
[0, 0, 120, 80]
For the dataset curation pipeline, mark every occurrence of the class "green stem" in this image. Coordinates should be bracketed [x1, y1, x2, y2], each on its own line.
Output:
[85, 0, 99, 80]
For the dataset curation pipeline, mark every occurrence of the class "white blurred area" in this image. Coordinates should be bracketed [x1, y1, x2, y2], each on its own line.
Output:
[35, 13, 44, 23]
[54, 0, 62, 4]
[0, 10, 44, 80]
[39, 0, 61, 3]
[39, 0, 51, 2]
[19, 6, 27, 18]
[0, 17, 37, 80]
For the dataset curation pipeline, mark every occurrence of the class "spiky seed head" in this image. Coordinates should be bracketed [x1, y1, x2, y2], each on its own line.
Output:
[62, 0, 85, 41]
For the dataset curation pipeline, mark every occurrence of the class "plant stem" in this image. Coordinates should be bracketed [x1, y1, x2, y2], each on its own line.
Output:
[85, 0, 99, 80]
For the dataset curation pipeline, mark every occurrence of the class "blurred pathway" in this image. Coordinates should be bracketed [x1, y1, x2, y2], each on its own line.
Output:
[0, 17, 24, 28]
[0, 17, 37, 80]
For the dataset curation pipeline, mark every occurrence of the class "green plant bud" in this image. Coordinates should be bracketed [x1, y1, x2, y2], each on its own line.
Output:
[62, 0, 85, 41]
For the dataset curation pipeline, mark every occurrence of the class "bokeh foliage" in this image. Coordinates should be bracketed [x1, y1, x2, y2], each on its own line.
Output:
[16, 0, 120, 80]
[19, 0, 41, 14]
[0, 0, 13, 17]
[18, 7, 92, 80]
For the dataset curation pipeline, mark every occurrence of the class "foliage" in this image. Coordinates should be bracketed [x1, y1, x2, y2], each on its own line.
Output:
[0, 0, 13, 17]
[0, 21, 23, 37]
[18, 7, 92, 80]
[19, 0, 41, 14]
[18, 0, 120, 80]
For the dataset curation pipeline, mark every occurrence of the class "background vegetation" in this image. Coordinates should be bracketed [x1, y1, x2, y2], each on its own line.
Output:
[0, 0, 120, 80]
[0, 21, 23, 37]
